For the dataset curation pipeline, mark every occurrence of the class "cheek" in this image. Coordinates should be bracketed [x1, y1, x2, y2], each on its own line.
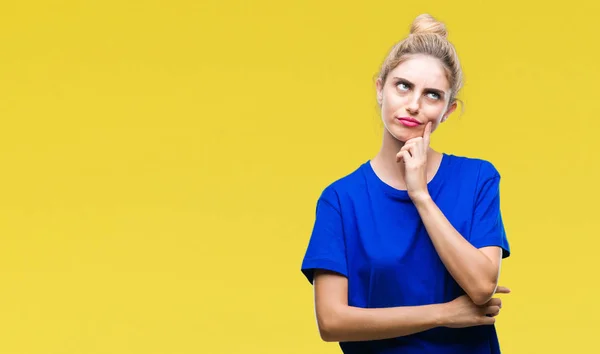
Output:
[382, 93, 405, 113]
[423, 104, 446, 121]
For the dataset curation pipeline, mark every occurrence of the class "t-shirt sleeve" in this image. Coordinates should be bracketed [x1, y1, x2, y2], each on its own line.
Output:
[469, 161, 511, 258]
[300, 186, 348, 284]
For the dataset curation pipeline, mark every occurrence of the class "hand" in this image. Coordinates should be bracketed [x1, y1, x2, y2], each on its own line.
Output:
[396, 122, 432, 201]
[440, 286, 510, 328]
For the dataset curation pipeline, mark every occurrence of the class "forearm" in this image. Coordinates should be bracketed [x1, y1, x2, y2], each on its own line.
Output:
[319, 303, 446, 342]
[413, 195, 498, 305]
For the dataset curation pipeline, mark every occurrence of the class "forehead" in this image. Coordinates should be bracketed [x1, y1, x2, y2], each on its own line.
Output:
[389, 54, 450, 91]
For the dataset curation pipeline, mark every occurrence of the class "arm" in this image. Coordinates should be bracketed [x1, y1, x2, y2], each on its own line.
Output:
[312, 270, 503, 342]
[412, 195, 503, 305]
[313, 270, 446, 342]
[397, 125, 508, 306]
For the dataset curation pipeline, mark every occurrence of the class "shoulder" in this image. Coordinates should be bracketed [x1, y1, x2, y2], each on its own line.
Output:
[445, 153, 501, 182]
[315, 162, 369, 206]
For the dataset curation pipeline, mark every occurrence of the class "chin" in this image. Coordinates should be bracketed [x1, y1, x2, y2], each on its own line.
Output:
[386, 125, 420, 143]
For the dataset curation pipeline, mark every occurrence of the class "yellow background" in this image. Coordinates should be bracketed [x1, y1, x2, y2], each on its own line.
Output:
[0, 0, 598, 353]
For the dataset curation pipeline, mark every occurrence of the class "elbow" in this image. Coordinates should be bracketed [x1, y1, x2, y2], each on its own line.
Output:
[316, 308, 343, 342]
[318, 325, 337, 342]
[469, 281, 498, 306]
[317, 316, 339, 342]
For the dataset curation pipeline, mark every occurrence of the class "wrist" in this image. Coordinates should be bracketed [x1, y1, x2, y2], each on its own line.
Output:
[432, 303, 450, 327]
[409, 191, 432, 205]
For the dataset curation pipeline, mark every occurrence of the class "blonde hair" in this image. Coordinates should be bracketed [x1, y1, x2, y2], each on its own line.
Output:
[377, 14, 463, 104]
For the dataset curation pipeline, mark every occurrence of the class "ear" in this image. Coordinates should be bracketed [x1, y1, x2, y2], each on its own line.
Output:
[441, 101, 458, 123]
[376, 78, 384, 105]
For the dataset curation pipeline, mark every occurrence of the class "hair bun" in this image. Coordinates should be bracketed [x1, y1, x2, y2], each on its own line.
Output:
[410, 14, 448, 38]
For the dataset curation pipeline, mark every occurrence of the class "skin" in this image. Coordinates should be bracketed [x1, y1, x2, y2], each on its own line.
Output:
[313, 54, 511, 342]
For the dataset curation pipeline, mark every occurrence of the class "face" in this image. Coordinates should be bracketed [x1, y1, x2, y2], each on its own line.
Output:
[376, 54, 457, 143]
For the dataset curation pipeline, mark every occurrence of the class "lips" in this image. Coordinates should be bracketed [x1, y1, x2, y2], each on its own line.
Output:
[397, 117, 421, 124]
[396, 116, 422, 127]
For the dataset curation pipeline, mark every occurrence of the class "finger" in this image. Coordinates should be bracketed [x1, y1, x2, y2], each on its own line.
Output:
[489, 310, 500, 317]
[484, 305, 500, 315]
[402, 142, 419, 156]
[423, 122, 432, 146]
[406, 145, 418, 159]
[481, 316, 496, 325]
[483, 298, 502, 308]
[404, 136, 423, 145]
[400, 143, 415, 153]
[400, 150, 411, 162]
[495, 286, 511, 294]
[396, 150, 411, 163]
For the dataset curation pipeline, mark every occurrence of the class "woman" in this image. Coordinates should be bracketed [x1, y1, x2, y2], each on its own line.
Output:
[300, 14, 511, 354]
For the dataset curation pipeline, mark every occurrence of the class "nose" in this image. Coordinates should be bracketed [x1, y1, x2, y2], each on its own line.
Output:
[406, 94, 420, 114]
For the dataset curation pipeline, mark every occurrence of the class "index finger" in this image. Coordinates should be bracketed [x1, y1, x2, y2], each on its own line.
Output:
[423, 122, 432, 146]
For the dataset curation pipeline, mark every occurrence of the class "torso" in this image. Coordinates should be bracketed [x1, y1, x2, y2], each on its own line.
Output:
[325, 153, 504, 353]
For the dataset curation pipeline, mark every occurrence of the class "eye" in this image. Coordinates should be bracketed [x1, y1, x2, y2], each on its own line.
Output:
[426, 92, 441, 100]
[396, 82, 410, 91]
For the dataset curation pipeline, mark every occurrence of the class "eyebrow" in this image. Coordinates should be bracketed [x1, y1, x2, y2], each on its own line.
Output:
[392, 77, 446, 97]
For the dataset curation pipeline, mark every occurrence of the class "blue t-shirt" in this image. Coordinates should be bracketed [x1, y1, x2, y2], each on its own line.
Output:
[301, 153, 510, 354]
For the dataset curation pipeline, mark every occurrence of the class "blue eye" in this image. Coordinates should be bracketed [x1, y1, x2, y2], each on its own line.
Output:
[397, 82, 409, 91]
[427, 92, 440, 100]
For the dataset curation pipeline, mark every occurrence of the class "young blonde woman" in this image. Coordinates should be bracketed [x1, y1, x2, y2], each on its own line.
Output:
[301, 14, 511, 354]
